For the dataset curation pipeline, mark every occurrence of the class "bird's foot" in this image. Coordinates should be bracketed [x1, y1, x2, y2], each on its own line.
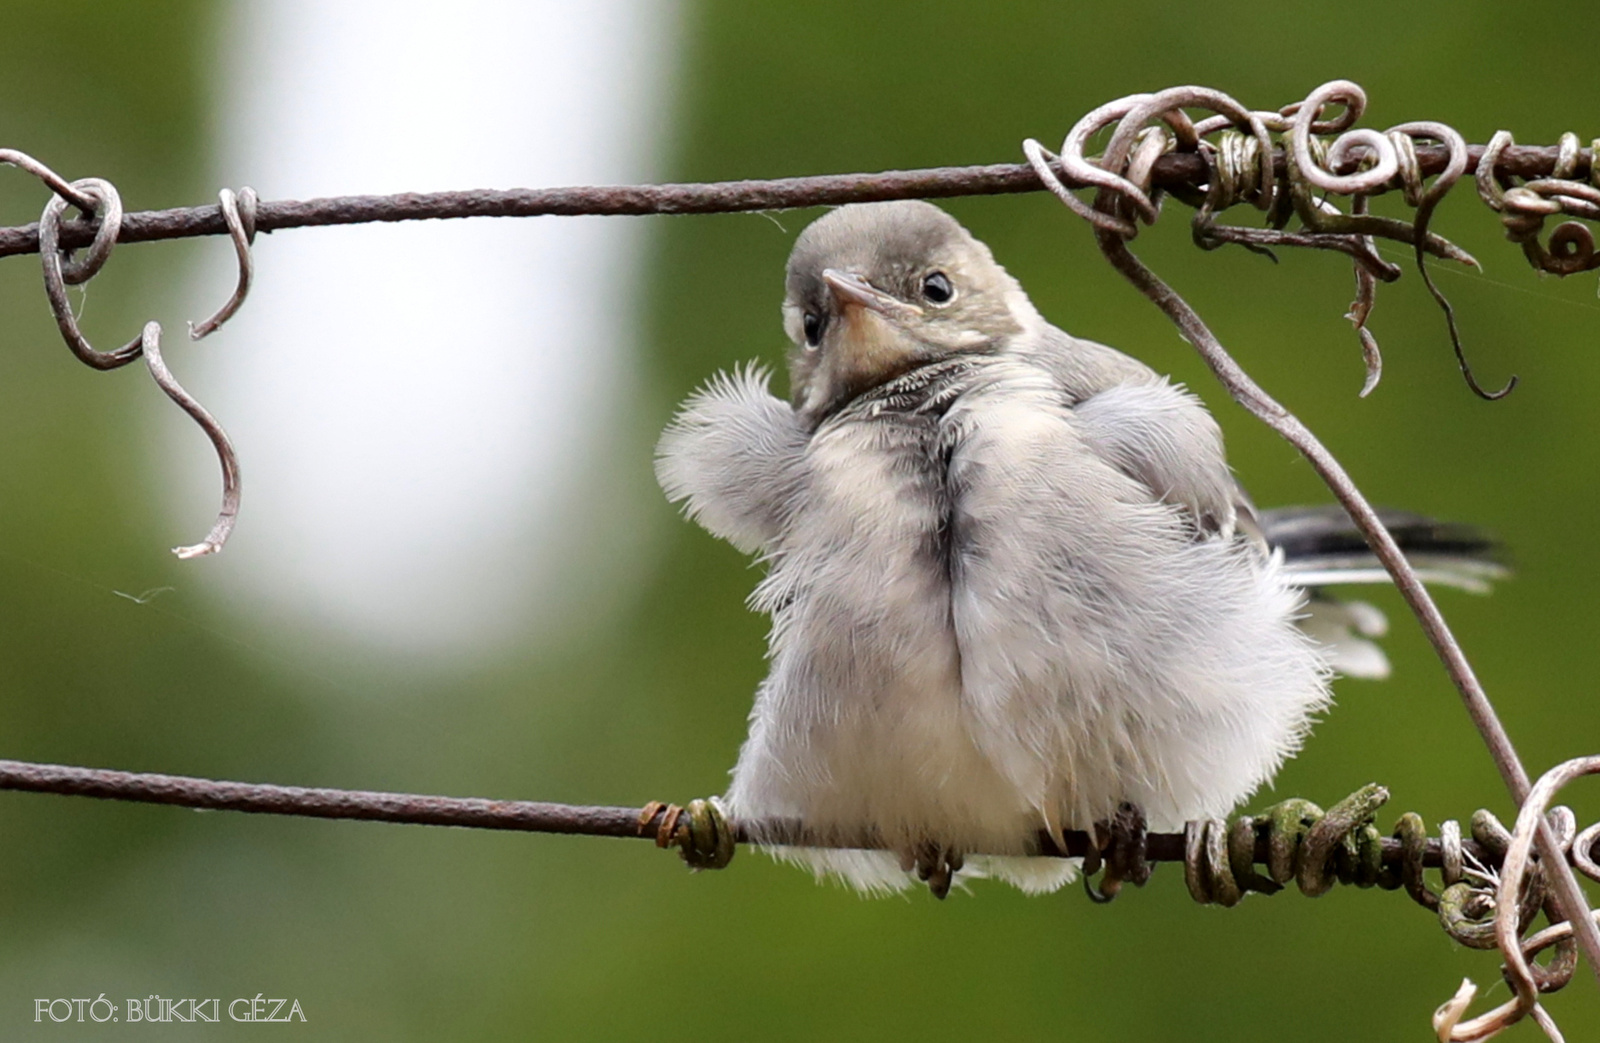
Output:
[638, 798, 736, 870]
[1084, 802, 1152, 904]
[901, 842, 965, 900]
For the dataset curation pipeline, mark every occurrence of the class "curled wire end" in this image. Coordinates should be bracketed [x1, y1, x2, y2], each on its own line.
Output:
[1467, 371, 1518, 401]
[12, 152, 249, 560]
[1432, 979, 1478, 1042]
[1429, 981, 1555, 1043]
[1446, 290, 1518, 399]
[139, 322, 242, 560]
[1431, 981, 1552, 1043]
[1356, 329, 1383, 398]
[189, 187, 258, 341]
[1410, 212, 1514, 400]
[1346, 256, 1383, 398]
[1387, 124, 1513, 401]
[173, 536, 228, 560]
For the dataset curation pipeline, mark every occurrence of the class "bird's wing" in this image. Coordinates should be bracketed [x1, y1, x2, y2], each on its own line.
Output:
[1069, 380, 1242, 538]
[654, 364, 809, 555]
[1005, 326, 1162, 402]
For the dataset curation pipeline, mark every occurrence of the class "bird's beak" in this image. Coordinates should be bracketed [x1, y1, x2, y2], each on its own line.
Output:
[801, 269, 929, 418]
[822, 269, 922, 321]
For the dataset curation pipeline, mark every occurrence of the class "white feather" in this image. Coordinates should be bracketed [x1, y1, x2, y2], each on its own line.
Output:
[654, 363, 807, 555]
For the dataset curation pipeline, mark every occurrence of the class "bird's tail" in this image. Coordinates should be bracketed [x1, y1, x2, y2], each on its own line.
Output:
[1263, 506, 1508, 594]
[1259, 506, 1508, 680]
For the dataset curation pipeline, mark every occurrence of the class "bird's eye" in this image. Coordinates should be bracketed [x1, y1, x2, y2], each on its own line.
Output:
[921, 271, 954, 304]
[802, 312, 824, 348]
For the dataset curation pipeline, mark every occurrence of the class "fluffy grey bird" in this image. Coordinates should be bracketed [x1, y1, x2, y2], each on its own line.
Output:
[656, 200, 1501, 897]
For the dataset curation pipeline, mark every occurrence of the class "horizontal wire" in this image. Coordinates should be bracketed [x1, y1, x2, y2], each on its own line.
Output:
[0, 144, 1571, 260]
[0, 755, 1576, 876]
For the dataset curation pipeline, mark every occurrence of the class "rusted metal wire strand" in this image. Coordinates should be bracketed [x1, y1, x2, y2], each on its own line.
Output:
[2, 757, 1594, 876]
[0, 145, 1578, 261]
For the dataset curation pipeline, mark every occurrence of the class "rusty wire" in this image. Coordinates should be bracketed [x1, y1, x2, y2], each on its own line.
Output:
[0, 145, 1579, 263]
[2, 755, 1596, 882]
[1023, 78, 1600, 1040]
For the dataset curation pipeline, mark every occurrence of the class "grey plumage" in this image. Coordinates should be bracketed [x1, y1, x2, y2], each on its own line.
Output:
[656, 200, 1502, 895]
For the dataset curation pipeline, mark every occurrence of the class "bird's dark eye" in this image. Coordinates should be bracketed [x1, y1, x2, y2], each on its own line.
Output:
[802, 312, 824, 348]
[921, 271, 954, 304]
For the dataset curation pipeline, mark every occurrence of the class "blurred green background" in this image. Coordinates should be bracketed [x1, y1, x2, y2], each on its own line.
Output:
[2, 0, 1598, 1039]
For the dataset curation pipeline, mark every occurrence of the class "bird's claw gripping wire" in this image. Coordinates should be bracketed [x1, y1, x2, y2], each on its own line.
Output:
[905, 843, 964, 900]
[638, 799, 736, 871]
[1083, 802, 1152, 903]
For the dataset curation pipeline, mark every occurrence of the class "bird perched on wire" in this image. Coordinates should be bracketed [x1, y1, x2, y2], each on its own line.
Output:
[655, 200, 1503, 898]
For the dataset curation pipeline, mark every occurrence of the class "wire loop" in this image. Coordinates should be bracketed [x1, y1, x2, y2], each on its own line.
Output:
[1478, 129, 1600, 278]
[8, 150, 250, 557]
[1573, 821, 1600, 883]
[38, 177, 142, 370]
[54, 176, 123, 286]
[190, 186, 258, 341]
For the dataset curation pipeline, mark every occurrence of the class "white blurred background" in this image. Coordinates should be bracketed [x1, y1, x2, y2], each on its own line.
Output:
[178, 0, 681, 659]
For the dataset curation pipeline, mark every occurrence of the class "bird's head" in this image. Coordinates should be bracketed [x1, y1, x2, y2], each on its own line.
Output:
[782, 200, 1039, 423]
